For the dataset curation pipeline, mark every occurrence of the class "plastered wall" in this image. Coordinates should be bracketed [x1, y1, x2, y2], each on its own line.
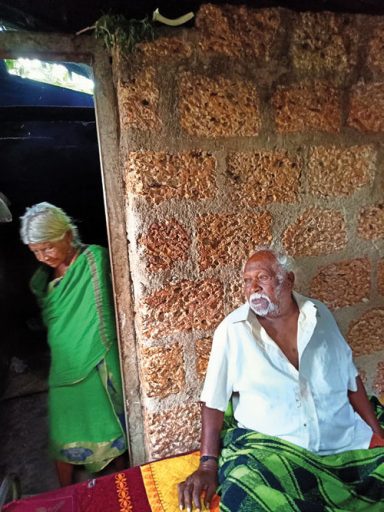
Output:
[114, 4, 384, 459]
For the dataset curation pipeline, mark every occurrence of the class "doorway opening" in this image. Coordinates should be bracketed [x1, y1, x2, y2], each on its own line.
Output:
[0, 33, 143, 496]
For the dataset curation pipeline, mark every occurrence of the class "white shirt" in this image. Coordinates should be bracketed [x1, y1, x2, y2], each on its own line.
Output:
[201, 292, 373, 455]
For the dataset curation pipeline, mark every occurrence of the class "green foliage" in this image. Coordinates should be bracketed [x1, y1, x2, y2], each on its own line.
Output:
[94, 14, 155, 53]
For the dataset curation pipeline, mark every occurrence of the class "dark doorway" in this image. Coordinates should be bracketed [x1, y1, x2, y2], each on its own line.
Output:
[0, 57, 109, 495]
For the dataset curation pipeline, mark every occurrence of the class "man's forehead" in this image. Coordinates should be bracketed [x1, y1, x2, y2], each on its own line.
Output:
[245, 251, 278, 268]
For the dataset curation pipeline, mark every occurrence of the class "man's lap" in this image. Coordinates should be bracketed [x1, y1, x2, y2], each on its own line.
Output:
[219, 427, 384, 511]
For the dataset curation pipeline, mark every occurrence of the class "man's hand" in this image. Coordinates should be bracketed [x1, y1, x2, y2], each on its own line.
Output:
[373, 426, 384, 439]
[178, 464, 218, 511]
[348, 377, 384, 439]
[178, 405, 223, 510]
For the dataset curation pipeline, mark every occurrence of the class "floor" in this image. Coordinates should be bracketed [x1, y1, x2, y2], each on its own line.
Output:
[0, 360, 59, 497]
[0, 356, 124, 502]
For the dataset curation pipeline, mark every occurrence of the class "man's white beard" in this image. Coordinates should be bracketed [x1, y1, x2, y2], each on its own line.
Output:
[249, 292, 279, 317]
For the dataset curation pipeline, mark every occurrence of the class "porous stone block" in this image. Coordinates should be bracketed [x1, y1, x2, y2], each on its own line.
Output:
[117, 68, 160, 131]
[308, 145, 375, 197]
[367, 24, 384, 75]
[197, 213, 273, 271]
[373, 362, 384, 398]
[309, 258, 371, 309]
[282, 208, 347, 256]
[136, 36, 192, 60]
[124, 151, 217, 204]
[146, 402, 200, 459]
[138, 220, 190, 272]
[141, 279, 224, 339]
[272, 81, 341, 133]
[195, 337, 213, 380]
[226, 151, 300, 206]
[224, 280, 245, 315]
[140, 343, 185, 398]
[178, 72, 261, 137]
[348, 83, 384, 132]
[196, 4, 281, 60]
[357, 204, 384, 240]
[291, 12, 356, 76]
[378, 260, 384, 295]
[196, 3, 239, 56]
[347, 308, 384, 356]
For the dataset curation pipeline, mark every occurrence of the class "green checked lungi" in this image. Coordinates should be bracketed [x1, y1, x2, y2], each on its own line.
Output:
[218, 397, 384, 511]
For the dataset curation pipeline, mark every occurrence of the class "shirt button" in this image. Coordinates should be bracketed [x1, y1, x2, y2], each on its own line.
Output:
[304, 423, 307, 427]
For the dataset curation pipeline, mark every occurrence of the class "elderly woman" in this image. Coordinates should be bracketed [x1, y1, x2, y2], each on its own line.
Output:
[20, 202, 126, 486]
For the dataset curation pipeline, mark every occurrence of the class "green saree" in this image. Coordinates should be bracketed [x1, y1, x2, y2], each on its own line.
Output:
[31, 244, 126, 472]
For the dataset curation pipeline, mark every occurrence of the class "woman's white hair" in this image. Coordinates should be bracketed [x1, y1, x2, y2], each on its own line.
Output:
[20, 202, 80, 245]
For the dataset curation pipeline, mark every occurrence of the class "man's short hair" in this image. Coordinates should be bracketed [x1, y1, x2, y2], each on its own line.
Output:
[246, 245, 295, 277]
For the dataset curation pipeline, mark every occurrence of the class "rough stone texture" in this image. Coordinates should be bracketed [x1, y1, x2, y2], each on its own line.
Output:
[378, 260, 384, 295]
[282, 209, 347, 256]
[347, 309, 384, 356]
[291, 12, 356, 76]
[114, 4, 384, 463]
[348, 83, 384, 132]
[124, 151, 217, 204]
[140, 279, 224, 339]
[367, 24, 384, 75]
[197, 213, 273, 271]
[226, 151, 301, 206]
[309, 258, 371, 309]
[146, 402, 201, 459]
[136, 36, 192, 60]
[373, 362, 384, 397]
[357, 203, 384, 240]
[140, 343, 185, 398]
[307, 145, 375, 197]
[273, 81, 341, 133]
[138, 220, 190, 272]
[178, 72, 261, 137]
[195, 337, 213, 380]
[196, 4, 281, 60]
[224, 279, 245, 315]
[117, 67, 161, 131]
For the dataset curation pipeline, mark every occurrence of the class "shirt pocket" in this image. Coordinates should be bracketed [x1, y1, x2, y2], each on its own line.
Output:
[306, 337, 347, 395]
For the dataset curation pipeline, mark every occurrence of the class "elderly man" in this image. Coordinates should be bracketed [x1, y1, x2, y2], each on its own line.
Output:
[178, 249, 384, 512]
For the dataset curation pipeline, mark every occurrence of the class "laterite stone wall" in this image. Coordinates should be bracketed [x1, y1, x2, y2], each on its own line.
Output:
[114, 4, 384, 459]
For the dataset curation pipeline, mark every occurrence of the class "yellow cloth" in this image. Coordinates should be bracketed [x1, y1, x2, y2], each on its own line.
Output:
[141, 451, 220, 511]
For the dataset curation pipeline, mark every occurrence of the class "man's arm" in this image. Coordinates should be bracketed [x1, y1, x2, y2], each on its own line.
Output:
[348, 375, 384, 438]
[178, 404, 224, 511]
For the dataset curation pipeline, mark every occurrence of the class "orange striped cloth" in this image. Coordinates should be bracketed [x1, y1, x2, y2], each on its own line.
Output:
[4, 451, 220, 512]
[6, 438, 384, 511]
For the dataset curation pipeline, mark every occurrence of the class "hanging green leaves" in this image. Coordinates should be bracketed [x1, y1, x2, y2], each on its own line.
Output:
[93, 14, 155, 53]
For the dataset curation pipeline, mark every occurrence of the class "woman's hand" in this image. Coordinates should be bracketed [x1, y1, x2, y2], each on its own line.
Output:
[178, 464, 218, 511]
